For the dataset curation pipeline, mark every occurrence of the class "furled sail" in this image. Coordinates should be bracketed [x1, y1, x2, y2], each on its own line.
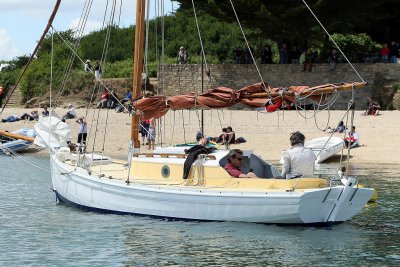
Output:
[133, 81, 366, 120]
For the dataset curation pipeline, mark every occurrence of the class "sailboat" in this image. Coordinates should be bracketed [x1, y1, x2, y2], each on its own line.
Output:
[0, 128, 36, 154]
[33, 0, 374, 224]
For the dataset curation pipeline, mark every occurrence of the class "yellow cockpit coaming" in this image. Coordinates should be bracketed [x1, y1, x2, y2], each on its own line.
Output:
[130, 158, 328, 191]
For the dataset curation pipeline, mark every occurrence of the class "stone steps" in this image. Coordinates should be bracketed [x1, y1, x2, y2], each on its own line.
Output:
[4, 86, 22, 107]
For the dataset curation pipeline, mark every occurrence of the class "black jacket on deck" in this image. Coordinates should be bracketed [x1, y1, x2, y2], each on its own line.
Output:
[182, 145, 214, 180]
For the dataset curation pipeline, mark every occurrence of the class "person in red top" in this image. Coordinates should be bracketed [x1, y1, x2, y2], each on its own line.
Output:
[224, 149, 257, 178]
[380, 43, 390, 63]
[96, 89, 110, 108]
[0, 86, 5, 107]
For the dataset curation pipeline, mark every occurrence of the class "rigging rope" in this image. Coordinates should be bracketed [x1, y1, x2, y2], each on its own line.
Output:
[0, 0, 61, 115]
[302, 0, 365, 83]
[228, 0, 267, 92]
[50, 28, 54, 112]
[191, 0, 209, 75]
[54, 0, 93, 108]
[292, 92, 356, 191]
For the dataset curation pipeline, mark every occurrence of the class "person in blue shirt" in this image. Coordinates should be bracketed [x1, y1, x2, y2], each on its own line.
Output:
[121, 90, 132, 104]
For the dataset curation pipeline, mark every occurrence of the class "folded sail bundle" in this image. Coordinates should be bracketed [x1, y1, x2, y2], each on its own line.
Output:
[133, 82, 366, 119]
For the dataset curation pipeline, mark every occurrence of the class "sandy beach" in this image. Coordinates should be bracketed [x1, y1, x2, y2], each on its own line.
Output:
[1, 107, 399, 165]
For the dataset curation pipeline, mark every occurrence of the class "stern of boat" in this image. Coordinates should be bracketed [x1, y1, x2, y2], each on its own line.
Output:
[299, 177, 374, 223]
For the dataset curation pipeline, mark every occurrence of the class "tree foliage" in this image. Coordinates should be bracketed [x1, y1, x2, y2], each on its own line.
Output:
[176, 0, 400, 45]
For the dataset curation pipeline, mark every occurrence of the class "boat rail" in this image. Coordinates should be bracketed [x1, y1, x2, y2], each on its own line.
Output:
[133, 153, 216, 160]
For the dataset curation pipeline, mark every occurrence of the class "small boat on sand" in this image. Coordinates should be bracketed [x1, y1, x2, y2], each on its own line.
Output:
[0, 128, 36, 154]
[305, 136, 344, 163]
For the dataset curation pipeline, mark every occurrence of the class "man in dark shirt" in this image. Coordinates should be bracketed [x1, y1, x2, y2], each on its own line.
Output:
[390, 41, 399, 63]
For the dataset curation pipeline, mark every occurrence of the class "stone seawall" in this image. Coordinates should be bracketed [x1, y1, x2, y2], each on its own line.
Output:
[156, 63, 400, 110]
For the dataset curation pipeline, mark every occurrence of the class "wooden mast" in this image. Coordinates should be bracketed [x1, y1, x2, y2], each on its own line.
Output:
[131, 0, 147, 149]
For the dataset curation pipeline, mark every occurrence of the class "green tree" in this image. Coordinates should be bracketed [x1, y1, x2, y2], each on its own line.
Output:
[176, 0, 400, 46]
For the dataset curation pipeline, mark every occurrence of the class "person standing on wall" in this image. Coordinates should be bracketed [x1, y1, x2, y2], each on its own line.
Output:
[85, 60, 92, 72]
[178, 46, 188, 64]
[0, 86, 5, 107]
[94, 61, 102, 80]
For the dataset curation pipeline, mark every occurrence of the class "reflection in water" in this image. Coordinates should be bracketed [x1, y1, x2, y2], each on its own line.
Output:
[0, 156, 399, 266]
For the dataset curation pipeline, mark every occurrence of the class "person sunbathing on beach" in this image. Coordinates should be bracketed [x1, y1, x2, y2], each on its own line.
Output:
[20, 110, 39, 121]
[1, 115, 20, 123]
[326, 120, 346, 133]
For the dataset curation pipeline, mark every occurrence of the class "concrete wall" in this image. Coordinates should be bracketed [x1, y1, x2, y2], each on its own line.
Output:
[157, 63, 400, 110]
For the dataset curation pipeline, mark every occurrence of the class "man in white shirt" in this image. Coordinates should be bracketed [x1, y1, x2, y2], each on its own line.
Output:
[62, 104, 76, 121]
[281, 131, 316, 179]
[344, 126, 360, 148]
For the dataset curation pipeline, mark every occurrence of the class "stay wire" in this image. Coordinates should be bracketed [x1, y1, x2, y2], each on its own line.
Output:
[191, 0, 209, 74]
[96, 0, 117, 156]
[8, 151, 53, 190]
[51, 28, 127, 121]
[6, 149, 51, 173]
[292, 98, 355, 191]
[302, 0, 365, 83]
[228, 0, 267, 92]
[50, 28, 54, 111]
[53, 0, 93, 109]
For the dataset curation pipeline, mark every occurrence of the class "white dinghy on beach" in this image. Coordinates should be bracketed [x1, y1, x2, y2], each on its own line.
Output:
[305, 136, 345, 163]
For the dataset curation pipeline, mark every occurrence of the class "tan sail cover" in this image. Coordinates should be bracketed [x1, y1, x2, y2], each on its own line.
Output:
[133, 82, 366, 120]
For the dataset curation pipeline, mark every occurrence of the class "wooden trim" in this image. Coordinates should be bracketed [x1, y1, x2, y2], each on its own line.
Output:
[0, 130, 34, 142]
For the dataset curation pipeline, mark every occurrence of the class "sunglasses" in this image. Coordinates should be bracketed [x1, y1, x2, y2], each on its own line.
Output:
[236, 157, 243, 161]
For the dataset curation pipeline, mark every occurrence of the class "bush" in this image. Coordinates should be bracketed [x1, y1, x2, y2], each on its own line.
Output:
[392, 83, 400, 110]
[328, 33, 381, 62]
[393, 83, 400, 92]
[393, 92, 400, 111]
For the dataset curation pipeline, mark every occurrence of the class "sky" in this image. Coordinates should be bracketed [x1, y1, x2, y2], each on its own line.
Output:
[0, 0, 176, 61]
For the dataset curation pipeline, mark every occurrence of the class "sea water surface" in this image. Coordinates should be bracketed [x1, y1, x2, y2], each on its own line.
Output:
[0, 154, 399, 266]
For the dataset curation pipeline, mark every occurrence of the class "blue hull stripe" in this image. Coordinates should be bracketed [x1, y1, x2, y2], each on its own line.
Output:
[0, 142, 31, 153]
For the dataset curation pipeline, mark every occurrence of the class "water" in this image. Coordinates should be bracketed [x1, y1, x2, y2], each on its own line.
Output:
[1, 155, 399, 266]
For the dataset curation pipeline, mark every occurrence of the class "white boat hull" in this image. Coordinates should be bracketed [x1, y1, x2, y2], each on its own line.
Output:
[50, 153, 373, 224]
[0, 139, 32, 153]
[305, 136, 344, 163]
[0, 128, 35, 153]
